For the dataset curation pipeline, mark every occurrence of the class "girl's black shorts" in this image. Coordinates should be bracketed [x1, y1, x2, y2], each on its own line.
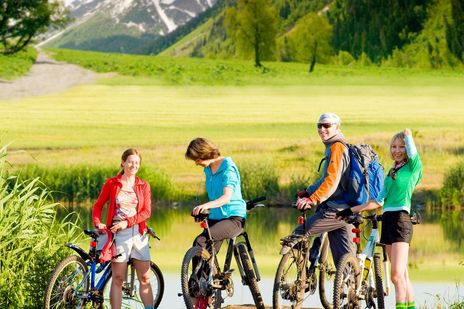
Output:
[380, 210, 413, 244]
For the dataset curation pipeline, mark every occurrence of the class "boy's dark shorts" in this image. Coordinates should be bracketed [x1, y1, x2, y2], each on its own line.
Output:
[380, 210, 413, 244]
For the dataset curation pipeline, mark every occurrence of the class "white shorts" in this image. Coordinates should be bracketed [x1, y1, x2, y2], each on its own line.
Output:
[113, 225, 150, 263]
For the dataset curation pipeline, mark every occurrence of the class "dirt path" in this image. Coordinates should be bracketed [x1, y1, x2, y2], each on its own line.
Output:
[0, 51, 103, 101]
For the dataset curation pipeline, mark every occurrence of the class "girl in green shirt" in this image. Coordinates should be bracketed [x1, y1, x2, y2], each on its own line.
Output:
[337, 128, 422, 309]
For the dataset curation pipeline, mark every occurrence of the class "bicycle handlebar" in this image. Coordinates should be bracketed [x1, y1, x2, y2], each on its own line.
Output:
[246, 196, 266, 210]
[191, 196, 266, 221]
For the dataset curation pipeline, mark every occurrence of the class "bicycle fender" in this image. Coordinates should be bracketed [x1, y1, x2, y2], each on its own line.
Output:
[66, 243, 91, 261]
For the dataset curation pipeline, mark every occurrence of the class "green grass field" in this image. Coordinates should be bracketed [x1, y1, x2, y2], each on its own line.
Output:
[0, 48, 37, 80]
[1, 48, 463, 281]
[2, 49, 464, 193]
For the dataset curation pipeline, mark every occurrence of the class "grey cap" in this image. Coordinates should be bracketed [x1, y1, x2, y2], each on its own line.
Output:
[318, 112, 341, 124]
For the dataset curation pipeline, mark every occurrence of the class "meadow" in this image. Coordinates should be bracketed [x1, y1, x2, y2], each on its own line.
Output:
[1, 48, 464, 284]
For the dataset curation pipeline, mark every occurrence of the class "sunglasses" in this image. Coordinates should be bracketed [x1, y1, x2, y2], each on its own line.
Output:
[317, 123, 335, 129]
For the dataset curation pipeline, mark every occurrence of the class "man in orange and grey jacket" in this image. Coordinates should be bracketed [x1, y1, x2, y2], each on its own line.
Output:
[280, 112, 355, 267]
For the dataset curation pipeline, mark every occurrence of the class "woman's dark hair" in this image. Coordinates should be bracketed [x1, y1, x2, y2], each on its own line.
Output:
[185, 138, 220, 161]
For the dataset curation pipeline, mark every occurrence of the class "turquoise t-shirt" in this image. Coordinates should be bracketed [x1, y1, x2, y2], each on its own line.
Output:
[204, 157, 247, 220]
[376, 135, 422, 213]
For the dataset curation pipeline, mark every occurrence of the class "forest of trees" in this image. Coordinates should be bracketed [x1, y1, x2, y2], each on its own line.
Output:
[168, 0, 464, 69]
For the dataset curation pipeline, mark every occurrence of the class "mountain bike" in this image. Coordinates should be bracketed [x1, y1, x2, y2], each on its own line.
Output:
[273, 206, 335, 309]
[44, 227, 164, 309]
[333, 209, 422, 309]
[333, 214, 388, 309]
[180, 196, 266, 309]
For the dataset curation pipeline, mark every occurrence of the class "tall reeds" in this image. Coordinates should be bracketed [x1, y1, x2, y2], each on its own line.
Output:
[16, 164, 177, 206]
[0, 146, 82, 307]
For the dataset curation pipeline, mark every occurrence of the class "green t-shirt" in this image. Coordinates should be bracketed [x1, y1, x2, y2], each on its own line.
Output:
[376, 135, 422, 214]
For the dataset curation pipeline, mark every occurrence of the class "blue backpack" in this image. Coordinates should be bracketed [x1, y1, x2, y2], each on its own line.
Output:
[342, 143, 385, 206]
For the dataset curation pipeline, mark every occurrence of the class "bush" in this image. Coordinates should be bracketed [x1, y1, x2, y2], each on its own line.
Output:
[0, 146, 82, 307]
[335, 50, 355, 66]
[16, 164, 177, 206]
[438, 160, 464, 209]
[239, 161, 279, 202]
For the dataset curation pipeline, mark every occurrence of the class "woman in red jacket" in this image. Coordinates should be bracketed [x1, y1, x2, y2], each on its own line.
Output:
[92, 148, 154, 309]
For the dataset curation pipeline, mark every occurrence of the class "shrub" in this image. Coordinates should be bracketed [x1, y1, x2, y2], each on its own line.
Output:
[438, 160, 464, 209]
[239, 161, 279, 202]
[0, 146, 82, 307]
[335, 50, 355, 66]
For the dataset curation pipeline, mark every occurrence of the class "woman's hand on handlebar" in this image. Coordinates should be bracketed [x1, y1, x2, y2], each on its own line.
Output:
[192, 204, 210, 216]
[95, 223, 107, 230]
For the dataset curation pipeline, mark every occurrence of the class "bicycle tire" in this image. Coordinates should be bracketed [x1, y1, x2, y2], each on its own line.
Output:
[181, 246, 220, 309]
[318, 235, 334, 309]
[273, 247, 308, 309]
[333, 253, 360, 309]
[102, 261, 164, 309]
[373, 253, 385, 309]
[44, 255, 89, 309]
[235, 243, 265, 309]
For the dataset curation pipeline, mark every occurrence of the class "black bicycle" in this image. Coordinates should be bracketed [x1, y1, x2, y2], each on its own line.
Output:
[44, 227, 164, 309]
[180, 196, 266, 309]
[273, 205, 335, 309]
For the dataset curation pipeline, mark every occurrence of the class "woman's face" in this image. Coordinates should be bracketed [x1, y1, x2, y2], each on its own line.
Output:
[194, 158, 210, 168]
[390, 138, 407, 163]
[121, 154, 140, 176]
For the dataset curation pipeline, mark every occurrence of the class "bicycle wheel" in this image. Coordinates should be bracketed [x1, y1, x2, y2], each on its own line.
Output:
[318, 235, 334, 309]
[373, 253, 385, 309]
[235, 243, 265, 309]
[181, 246, 221, 309]
[102, 261, 164, 309]
[44, 255, 89, 309]
[273, 246, 309, 309]
[333, 253, 360, 309]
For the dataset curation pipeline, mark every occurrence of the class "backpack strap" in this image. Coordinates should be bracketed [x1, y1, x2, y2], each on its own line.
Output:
[317, 158, 325, 172]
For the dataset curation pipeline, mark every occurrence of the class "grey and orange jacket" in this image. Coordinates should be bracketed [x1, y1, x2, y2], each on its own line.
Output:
[306, 132, 351, 209]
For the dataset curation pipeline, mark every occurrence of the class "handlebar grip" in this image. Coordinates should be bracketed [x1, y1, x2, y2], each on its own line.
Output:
[248, 196, 266, 204]
[246, 196, 266, 210]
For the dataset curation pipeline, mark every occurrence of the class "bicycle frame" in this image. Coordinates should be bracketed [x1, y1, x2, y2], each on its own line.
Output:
[198, 217, 261, 288]
[352, 215, 391, 298]
[65, 234, 113, 303]
[65, 228, 158, 303]
[297, 208, 328, 273]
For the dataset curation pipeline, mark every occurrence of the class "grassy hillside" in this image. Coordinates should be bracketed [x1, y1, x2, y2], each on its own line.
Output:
[0, 48, 37, 80]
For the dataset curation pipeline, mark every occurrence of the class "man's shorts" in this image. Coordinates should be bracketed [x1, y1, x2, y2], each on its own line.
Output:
[380, 210, 413, 244]
[113, 225, 151, 263]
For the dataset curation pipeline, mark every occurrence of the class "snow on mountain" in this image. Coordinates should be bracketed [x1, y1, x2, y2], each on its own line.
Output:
[63, 0, 217, 35]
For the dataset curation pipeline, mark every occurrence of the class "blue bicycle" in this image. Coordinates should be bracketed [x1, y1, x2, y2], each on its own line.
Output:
[44, 228, 164, 309]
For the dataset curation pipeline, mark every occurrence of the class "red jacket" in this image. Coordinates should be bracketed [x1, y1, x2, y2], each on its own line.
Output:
[92, 173, 152, 235]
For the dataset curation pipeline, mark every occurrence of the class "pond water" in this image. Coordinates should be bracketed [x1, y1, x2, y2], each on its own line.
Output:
[157, 274, 463, 308]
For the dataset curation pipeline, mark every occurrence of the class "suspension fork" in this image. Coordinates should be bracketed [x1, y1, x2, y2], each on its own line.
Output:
[378, 243, 391, 296]
[241, 232, 261, 281]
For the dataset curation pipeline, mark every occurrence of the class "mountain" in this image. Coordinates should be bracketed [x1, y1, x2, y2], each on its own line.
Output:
[42, 0, 217, 54]
[160, 0, 464, 69]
